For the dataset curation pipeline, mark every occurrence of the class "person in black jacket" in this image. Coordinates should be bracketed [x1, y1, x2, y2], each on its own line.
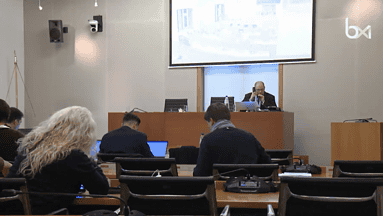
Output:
[242, 81, 277, 109]
[6, 107, 24, 130]
[6, 106, 109, 214]
[193, 103, 271, 176]
[100, 112, 153, 157]
[0, 99, 24, 162]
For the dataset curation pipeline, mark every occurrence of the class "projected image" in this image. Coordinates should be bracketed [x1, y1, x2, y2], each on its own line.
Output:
[170, 0, 314, 67]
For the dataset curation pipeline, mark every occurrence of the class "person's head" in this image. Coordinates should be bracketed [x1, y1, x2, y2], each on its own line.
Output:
[7, 107, 24, 130]
[17, 106, 97, 178]
[253, 81, 265, 96]
[0, 99, 10, 124]
[204, 103, 231, 130]
[122, 112, 141, 130]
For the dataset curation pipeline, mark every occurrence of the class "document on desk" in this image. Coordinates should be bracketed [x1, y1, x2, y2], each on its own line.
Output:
[278, 172, 312, 177]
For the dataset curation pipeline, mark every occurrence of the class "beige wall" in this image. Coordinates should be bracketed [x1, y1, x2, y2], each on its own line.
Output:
[0, 0, 24, 127]
[284, 0, 383, 165]
[23, 0, 197, 139]
[23, 0, 383, 165]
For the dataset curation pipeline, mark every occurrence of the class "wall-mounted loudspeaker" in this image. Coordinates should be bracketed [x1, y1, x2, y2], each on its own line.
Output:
[49, 20, 67, 43]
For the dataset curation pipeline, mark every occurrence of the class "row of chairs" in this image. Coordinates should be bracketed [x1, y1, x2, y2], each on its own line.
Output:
[5, 157, 383, 215]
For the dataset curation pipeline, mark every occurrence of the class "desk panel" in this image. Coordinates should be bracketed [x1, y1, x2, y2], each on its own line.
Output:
[108, 112, 294, 150]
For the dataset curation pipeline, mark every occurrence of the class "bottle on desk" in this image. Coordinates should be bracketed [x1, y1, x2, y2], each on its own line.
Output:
[224, 96, 229, 109]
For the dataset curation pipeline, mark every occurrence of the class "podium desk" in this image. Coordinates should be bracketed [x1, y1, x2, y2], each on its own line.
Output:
[331, 122, 383, 164]
[108, 112, 294, 150]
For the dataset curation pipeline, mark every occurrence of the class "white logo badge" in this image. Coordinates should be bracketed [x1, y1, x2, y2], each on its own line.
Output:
[345, 18, 371, 39]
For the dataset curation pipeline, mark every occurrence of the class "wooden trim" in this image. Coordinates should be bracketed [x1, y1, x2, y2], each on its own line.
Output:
[278, 64, 283, 109]
[197, 67, 203, 112]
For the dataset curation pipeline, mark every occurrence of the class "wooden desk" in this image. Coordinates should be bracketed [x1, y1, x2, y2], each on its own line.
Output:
[73, 193, 121, 206]
[215, 181, 279, 209]
[80, 166, 332, 208]
[108, 112, 294, 150]
[331, 122, 383, 164]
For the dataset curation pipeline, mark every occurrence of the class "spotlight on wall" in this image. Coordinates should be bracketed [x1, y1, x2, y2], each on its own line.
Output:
[39, 0, 43, 10]
[95, 0, 98, 7]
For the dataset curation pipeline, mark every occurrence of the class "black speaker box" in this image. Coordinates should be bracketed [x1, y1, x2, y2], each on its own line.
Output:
[49, 20, 64, 43]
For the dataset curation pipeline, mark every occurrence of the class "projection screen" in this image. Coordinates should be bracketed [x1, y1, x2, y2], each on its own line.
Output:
[170, 0, 316, 68]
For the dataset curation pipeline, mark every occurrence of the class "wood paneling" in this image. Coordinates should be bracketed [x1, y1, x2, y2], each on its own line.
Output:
[109, 112, 294, 150]
[331, 122, 383, 165]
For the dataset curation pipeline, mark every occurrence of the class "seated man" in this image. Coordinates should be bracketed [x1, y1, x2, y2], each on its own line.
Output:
[242, 81, 277, 109]
[0, 99, 24, 162]
[193, 103, 271, 176]
[6, 107, 24, 130]
[100, 112, 153, 157]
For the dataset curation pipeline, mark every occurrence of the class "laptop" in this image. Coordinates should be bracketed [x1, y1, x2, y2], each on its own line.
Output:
[90, 140, 102, 158]
[235, 101, 259, 112]
[147, 141, 168, 157]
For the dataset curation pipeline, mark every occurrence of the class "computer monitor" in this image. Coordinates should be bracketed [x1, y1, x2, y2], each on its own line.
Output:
[164, 99, 188, 112]
[210, 97, 234, 112]
[147, 141, 168, 157]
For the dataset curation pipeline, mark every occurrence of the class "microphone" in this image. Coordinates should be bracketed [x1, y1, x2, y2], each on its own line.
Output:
[212, 168, 250, 179]
[127, 108, 147, 113]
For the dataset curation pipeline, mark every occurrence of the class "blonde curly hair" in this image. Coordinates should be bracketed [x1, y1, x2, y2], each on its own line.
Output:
[16, 106, 97, 178]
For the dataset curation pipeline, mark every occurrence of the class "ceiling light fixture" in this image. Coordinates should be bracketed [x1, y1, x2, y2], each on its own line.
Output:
[39, 0, 43, 10]
[94, 0, 98, 7]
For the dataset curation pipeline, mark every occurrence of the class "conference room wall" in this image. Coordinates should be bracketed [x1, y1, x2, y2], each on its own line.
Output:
[0, 1, 25, 128]
[284, 0, 383, 165]
[23, 0, 197, 139]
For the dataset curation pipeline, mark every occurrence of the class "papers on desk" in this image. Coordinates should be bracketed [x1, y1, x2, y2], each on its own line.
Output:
[278, 172, 312, 177]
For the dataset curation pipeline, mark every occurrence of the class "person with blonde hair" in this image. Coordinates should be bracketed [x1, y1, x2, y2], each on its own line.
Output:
[6, 106, 109, 214]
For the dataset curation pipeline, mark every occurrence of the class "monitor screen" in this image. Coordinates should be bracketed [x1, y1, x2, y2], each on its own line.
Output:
[90, 140, 101, 157]
[170, 0, 315, 67]
[147, 141, 168, 157]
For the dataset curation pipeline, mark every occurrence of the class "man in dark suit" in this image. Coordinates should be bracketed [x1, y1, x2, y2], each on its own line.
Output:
[193, 103, 271, 176]
[242, 81, 276, 109]
[100, 112, 153, 157]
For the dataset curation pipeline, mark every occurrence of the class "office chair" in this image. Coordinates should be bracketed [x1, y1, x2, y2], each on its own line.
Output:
[278, 176, 383, 216]
[333, 160, 383, 178]
[168, 146, 199, 164]
[212, 164, 279, 181]
[0, 178, 31, 215]
[164, 99, 188, 112]
[119, 175, 217, 215]
[97, 153, 143, 163]
[113, 157, 178, 178]
[265, 149, 293, 165]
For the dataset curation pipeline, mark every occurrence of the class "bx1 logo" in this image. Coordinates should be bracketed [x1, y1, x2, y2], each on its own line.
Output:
[345, 18, 371, 39]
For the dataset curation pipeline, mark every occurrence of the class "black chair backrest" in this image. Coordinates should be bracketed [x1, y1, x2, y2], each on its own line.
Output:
[212, 164, 279, 181]
[164, 99, 188, 112]
[169, 146, 199, 164]
[119, 175, 217, 215]
[210, 97, 235, 112]
[0, 178, 31, 215]
[265, 149, 293, 165]
[333, 160, 383, 177]
[113, 157, 178, 178]
[97, 153, 143, 163]
[278, 177, 383, 216]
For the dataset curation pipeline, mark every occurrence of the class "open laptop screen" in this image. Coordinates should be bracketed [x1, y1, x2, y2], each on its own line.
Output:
[90, 140, 101, 158]
[147, 141, 168, 157]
